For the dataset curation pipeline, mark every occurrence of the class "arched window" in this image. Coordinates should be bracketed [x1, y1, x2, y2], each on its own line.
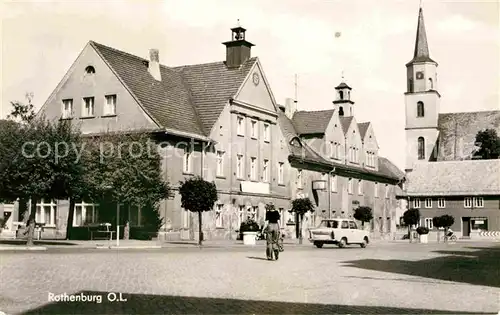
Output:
[339, 90, 344, 100]
[338, 106, 344, 116]
[418, 137, 425, 160]
[428, 78, 433, 90]
[417, 101, 424, 117]
[85, 66, 95, 74]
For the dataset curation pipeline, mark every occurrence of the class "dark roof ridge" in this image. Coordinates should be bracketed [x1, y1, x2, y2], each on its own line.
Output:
[90, 41, 148, 63]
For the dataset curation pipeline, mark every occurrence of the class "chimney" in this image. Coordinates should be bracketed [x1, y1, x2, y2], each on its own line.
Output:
[148, 49, 161, 81]
[222, 23, 254, 68]
[285, 98, 297, 119]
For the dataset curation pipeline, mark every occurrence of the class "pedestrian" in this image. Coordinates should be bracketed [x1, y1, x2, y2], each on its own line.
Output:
[261, 206, 281, 261]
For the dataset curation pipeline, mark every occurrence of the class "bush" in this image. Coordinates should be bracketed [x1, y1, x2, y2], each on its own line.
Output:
[239, 219, 260, 233]
[439, 214, 455, 228]
[416, 227, 429, 235]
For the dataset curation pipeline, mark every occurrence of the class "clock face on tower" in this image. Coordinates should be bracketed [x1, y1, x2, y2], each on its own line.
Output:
[416, 71, 424, 80]
[252, 72, 260, 85]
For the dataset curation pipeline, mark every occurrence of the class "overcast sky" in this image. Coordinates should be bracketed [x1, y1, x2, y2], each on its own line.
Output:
[1, 0, 499, 170]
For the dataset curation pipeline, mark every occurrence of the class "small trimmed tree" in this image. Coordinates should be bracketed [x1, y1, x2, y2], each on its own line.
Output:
[291, 197, 315, 244]
[179, 176, 218, 246]
[353, 206, 373, 229]
[403, 208, 420, 243]
[432, 216, 443, 242]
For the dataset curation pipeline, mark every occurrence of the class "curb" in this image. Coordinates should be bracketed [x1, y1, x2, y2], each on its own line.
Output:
[95, 245, 162, 249]
[0, 246, 47, 251]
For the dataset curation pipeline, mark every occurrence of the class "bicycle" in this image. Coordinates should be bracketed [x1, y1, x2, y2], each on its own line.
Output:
[442, 234, 457, 242]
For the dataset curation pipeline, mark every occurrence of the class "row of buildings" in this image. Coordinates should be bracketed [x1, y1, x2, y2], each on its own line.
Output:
[0, 23, 404, 240]
[1, 6, 498, 241]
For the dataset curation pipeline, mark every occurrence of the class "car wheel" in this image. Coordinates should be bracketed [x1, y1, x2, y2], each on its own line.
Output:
[360, 237, 368, 248]
[338, 237, 347, 248]
[314, 242, 323, 248]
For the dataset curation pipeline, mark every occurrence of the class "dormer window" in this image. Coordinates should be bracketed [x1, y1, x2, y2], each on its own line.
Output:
[85, 66, 95, 74]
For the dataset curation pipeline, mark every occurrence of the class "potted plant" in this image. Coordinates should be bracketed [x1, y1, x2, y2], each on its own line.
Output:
[239, 218, 260, 245]
[416, 226, 429, 243]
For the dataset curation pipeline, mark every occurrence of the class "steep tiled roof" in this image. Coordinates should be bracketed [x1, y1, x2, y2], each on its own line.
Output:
[437, 110, 500, 161]
[172, 59, 256, 135]
[277, 111, 297, 141]
[91, 41, 256, 137]
[291, 109, 335, 135]
[405, 160, 500, 196]
[378, 157, 405, 180]
[339, 116, 354, 134]
[358, 122, 370, 139]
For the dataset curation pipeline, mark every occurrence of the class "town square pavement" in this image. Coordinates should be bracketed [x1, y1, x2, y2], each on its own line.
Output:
[0, 242, 498, 314]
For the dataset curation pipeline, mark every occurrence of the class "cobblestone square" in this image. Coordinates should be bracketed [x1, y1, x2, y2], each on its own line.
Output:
[0, 242, 499, 314]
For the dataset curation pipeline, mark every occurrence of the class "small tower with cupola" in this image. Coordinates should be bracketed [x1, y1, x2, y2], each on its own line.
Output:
[333, 81, 354, 117]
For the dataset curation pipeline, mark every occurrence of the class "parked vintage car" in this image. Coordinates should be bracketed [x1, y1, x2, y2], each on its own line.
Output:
[308, 219, 369, 248]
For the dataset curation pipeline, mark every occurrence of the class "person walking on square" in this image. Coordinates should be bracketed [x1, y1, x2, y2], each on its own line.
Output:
[262, 204, 281, 261]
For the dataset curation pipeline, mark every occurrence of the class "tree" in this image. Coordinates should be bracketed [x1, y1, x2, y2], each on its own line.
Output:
[402, 208, 420, 243]
[353, 206, 373, 229]
[7, 93, 36, 124]
[79, 132, 170, 239]
[0, 117, 84, 246]
[473, 129, 500, 159]
[290, 197, 315, 244]
[179, 176, 218, 246]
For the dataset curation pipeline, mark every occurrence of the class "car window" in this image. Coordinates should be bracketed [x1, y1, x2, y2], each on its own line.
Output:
[319, 221, 329, 228]
[341, 221, 349, 229]
[331, 221, 339, 228]
[349, 221, 358, 229]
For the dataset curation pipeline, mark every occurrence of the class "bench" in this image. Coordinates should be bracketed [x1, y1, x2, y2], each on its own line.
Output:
[90, 230, 115, 241]
[88, 223, 115, 241]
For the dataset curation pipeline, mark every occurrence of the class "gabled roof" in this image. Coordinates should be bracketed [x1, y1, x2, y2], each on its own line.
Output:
[90, 41, 256, 137]
[291, 109, 335, 135]
[406, 8, 436, 65]
[172, 59, 256, 135]
[437, 110, 500, 161]
[405, 160, 500, 196]
[358, 122, 370, 139]
[279, 111, 403, 181]
[339, 116, 354, 134]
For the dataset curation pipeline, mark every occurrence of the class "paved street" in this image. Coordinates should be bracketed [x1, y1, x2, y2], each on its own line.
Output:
[0, 242, 499, 314]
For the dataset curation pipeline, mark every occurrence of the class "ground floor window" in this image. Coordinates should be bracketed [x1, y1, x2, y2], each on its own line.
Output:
[287, 210, 296, 224]
[424, 218, 433, 229]
[215, 204, 223, 228]
[74, 201, 99, 226]
[182, 208, 190, 228]
[248, 206, 258, 221]
[238, 205, 245, 227]
[35, 199, 57, 226]
[471, 217, 488, 231]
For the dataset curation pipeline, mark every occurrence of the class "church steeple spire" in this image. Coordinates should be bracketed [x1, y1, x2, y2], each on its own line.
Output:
[406, 7, 436, 66]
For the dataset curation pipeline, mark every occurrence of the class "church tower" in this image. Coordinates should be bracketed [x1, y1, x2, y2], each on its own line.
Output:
[405, 6, 441, 172]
